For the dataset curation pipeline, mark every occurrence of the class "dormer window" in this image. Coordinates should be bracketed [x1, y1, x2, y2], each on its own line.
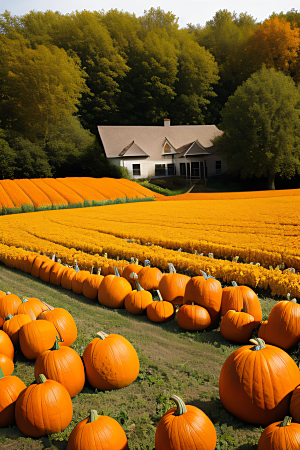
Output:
[164, 142, 171, 153]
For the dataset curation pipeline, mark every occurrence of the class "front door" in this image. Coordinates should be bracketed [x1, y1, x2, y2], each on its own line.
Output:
[186, 163, 190, 178]
[191, 162, 199, 178]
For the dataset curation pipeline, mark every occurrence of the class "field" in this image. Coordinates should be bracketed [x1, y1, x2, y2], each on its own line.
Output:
[0, 265, 279, 450]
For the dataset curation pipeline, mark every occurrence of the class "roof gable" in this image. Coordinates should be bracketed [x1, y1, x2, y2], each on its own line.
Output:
[119, 141, 149, 157]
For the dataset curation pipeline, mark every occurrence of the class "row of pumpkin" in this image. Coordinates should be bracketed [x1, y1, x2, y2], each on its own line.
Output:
[1, 289, 300, 448]
[2, 250, 300, 351]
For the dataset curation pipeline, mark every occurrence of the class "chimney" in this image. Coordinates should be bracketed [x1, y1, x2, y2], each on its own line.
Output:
[164, 118, 171, 127]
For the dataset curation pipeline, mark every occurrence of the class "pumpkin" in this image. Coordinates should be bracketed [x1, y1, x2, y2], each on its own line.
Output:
[138, 266, 163, 291]
[220, 310, 256, 343]
[34, 338, 85, 397]
[20, 253, 38, 273]
[38, 306, 77, 347]
[258, 294, 300, 350]
[219, 338, 300, 425]
[147, 291, 175, 323]
[3, 313, 32, 344]
[0, 354, 14, 375]
[30, 255, 50, 278]
[124, 272, 153, 314]
[100, 263, 115, 276]
[98, 270, 132, 309]
[66, 409, 129, 450]
[177, 303, 211, 331]
[39, 259, 57, 283]
[82, 272, 104, 300]
[83, 331, 140, 390]
[290, 386, 300, 423]
[50, 262, 68, 286]
[61, 267, 76, 290]
[19, 320, 59, 360]
[221, 281, 262, 325]
[15, 374, 73, 437]
[0, 292, 22, 319]
[71, 270, 92, 295]
[183, 271, 222, 325]
[0, 316, 3, 329]
[258, 416, 300, 449]
[155, 394, 217, 450]
[122, 261, 143, 287]
[158, 264, 190, 305]
[0, 366, 26, 427]
[0, 330, 14, 361]
[17, 297, 48, 320]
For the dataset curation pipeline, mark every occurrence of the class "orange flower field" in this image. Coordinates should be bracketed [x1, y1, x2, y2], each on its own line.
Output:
[0, 181, 299, 298]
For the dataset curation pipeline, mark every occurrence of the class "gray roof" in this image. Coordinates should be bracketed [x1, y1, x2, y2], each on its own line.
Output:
[98, 124, 223, 161]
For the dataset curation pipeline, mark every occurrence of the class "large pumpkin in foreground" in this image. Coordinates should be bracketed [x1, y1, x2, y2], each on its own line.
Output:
[258, 416, 300, 450]
[219, 338, 300, 425]
[83, 332, 139, 390]
[66, 410, 129, 450]
[155, 394, 217, 450]
[0, 366, 26, 427]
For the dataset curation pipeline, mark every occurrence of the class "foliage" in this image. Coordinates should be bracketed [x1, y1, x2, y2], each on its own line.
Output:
[218, 66, 300, 189]
[137, 181, 188, 196]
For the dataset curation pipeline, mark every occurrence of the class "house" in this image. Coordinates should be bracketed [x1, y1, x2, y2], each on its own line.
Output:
[98, 119, 226, 181]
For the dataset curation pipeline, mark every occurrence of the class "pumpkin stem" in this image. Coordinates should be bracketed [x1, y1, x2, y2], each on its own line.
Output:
[170, 395, 187, 416]
[0, 366, 5, 379]
[89, 410, 98, 423]
[232, 281, 238, 287]
[5, 314, 13, 321]
[200, 270, 215, 280]
[114, 267, 120, 277]
[40, 301, 54, 311]
[144, 260, 150, 267]
[279, 416, 292, 427]
[169, 263, 176, 273]
[249, 338, 266, 350]
[96, 331, 109, 340]
[52, 337, 60, 351]
[97, 267, 101, 275]
[39, 374, 47, 383]
[156, 290, 163, 301]
[22, 298, 29, 303]
[130, 272, 143, 291]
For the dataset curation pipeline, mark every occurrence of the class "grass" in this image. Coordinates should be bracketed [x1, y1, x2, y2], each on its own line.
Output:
[0, 264, 290, 450]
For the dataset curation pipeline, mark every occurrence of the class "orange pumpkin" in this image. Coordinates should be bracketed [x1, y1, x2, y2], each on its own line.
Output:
[122, 261, 143, 287]
[220, 310, 256, 343]
[98, 272, 132, 309]
[147, 291, 175, 323]
[138, 266, 163, 291]
[290, 386, 300, 423]
[83, 331, 140, 390]
[0, 292, 22, 319]
[124, 272, 153, 314]
[19, 320, 59, 360]
[0, 354, 14, 375]
[221, 281, 262, 325]
[0, 366, 26, 427]
[3, 313, 32, 344]
[66, 409, 129, 450]
[17, 297, 48, 320]
[39, 259, 56, 283]
[219, 338, 300, 425]
[0, 330, 14, 361]
[34, 338, 85, 398]
[15, 374, 73, 437]
[100, 263, 115, 276]
[72, 270, 92, 295]
[82, 273, 104, 300]
[61, 267, 76, 290]
[183, 271, 222, 325]
[258, 295, 300, 350]
[30, 255, 50, 278]
[0, 316, 3, 329]
[158, 265, 190, 306]
[177, 303, 211, 331]
[20, 253, 38, 273]
[155, 394, 217, 450]
[258, 416, 300, 449]
[38, 306, 77, 347]
[49, 262, 68, 286]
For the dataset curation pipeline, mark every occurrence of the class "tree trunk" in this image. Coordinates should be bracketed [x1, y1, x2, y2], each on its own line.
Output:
[267, 170, 276, 190]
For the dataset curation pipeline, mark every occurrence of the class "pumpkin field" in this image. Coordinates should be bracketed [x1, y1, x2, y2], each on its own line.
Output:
[0, 178, 300, 450]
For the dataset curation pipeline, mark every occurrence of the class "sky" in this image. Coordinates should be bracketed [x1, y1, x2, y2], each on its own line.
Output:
[2, 1, 298, 28]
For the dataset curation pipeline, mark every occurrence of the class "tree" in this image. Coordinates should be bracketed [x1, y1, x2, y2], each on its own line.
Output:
[218, 66, 300, 189]
[0, 126, 16, 179]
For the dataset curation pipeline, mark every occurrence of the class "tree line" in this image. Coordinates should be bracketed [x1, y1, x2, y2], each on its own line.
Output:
[0, 7, 299, 183]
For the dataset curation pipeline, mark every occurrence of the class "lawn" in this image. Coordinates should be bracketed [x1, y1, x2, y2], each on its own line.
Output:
[0, 264, 281, 450]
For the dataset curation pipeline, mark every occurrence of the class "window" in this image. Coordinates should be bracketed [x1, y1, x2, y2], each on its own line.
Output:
[180, 163, 186, 176]
[164, 143, 171, 153]
[155, 164, 166, 176]
[216, 161, 221, 175]
[132, 164, 140, 176]
[167, 164, 176, 176]
[191, 162, 199, 177]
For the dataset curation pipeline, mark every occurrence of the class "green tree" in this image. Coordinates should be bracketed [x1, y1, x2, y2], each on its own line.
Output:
[218, 66, 300, 189]
[0, 126, 16, 179]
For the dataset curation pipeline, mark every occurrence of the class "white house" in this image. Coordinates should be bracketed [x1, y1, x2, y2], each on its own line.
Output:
[98, 119, 226, 181]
